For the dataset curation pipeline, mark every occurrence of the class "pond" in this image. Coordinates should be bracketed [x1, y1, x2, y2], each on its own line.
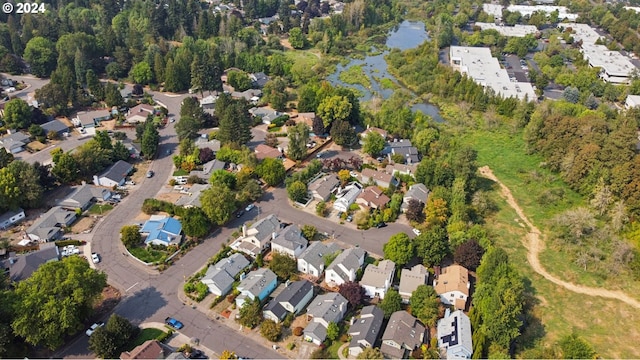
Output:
[326, 20, 443, 122]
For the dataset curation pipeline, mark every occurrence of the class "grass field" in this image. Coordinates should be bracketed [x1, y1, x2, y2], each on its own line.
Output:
[126, 328, 166, 350]
[88, 204, 114, 215]
[128, 246, 169, 264]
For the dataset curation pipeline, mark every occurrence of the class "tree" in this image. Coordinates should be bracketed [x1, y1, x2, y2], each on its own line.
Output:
[90, 314, 139, 358]
[104, 83, 124, 107]
[112, 141, 131, 162]
[220, 350, 238, 359]
[415, 226, 449, 267]
[558, 332, 597, 359]
[237, 180, 264, 203]
[51, 152, 79, 184]
[269, 252, 298, 279]
[330, 120, 357, 146]
[0, 148, 14, 168]
[287, 180, 308, 202]
[316, 201, 327, 216]
[210, 169, 237, 190]
[88, 327, 119, 359]
[380, 289, 402, 318]
[176, 115, 203, 141]
[317, 95, 352, 127]
[260, 320, 282, 342]
[454, 239, 485, 271]
[338, 169, 351, 185]
[256, 158, 286, 186]
[405, 199, 425, 223]
[200, 185, 237, 225]
[130, 62, 153, 85]
[141, 122, 159, 160]
[238, 298, 263, 328]
[288, 27, 306, 49]
[383, 233, 414, 267]
[338, 281, 365, 307]
[181, 208, 212, 239]
[301, 225, 317, 240]
[216, 94, 253, 146]
[363, 131, 385, 156]
[227, 70, 252, 92]
[12, 257, 107, 349]
[23, 37, 57, 78]
[563, 86, 580, 104]
[262, 77, 288, 111]
[357, 347, 384, 359]
[312, 115, 325, 135]
[120, 225, 142, 248]
[326, 321, 339, 342]
[410, 285, 440, 328]
[286, 123, 309, 161]
[3, 98, 32, 129]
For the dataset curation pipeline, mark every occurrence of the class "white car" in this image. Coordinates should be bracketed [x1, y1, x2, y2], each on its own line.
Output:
[245, 204, 255, 212]
[173, 185, 185, 191]
[91, 253, 100, 264]
[86, 322, 104, 336]
[412, 228, 422, 236]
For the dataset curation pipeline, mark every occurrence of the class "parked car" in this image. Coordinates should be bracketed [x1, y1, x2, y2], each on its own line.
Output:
[245, 204, 255, 212]
[91, 253, 100, 264]
[189, 349, 206, 359]
[375, 222, 387, 228]
[346, 215, 353, 222]
[170, 117, 176, 123]
[85, 322, 104, 336]
[165, 317, 184, 330]
[412, 228, 422, 236]
[236, 210, 245, 218]
[174, 185, 185, 191]
[146, 170, 154, 178]
[125, 180, 136, 186]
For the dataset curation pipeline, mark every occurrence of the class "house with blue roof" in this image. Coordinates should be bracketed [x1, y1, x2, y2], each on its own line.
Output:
[140, 215, 183, 246]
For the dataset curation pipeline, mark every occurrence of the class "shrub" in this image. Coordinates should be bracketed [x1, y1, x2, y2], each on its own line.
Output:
[287, 343, 295, 350]
[157, 329, 173, 342]
[55, 239, 83, 247]
[260, 320, 282, 342]
[293, 327, 303, 336]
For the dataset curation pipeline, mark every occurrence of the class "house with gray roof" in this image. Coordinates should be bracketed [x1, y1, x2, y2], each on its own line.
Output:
[325, 247, 366, 286]
[200, 253, 250, 296]
[175, 183, 211, 208]
[58, 184, 112, 211]
[0, 208, 25, 229]
[383, 139, 421, 164]
[235, 267, 278, 307]
[189, 159, 226, 180]
[26, 206, 76, 242]
[360, 259, 395, 299]
[399, 264, 429, 303]
[297, 242, 342, 278]
[194, 137, 221, 152]
[40, 119, 69, 137]
[249, 107, 282, 125]
[402, 183, 430, 212]
[0, 132, 30, 153]
[308, 175, 340, 201]
[230, 214, 281, 257]
[271, 224, 308, 259]
[93, 160, 133, 187]
[250, 72, 270, 88]
[4, 243, 60, 282]
[380, 311, 426, 359]
[73, 109, 111, 128]
[438, 310, 473, 359]
[348, 306, 384, 357]
[303, 292, 348, 345]
[333, 182, 363, 213]
[360, 168, 397, 189]
[263, 280, 314, 323]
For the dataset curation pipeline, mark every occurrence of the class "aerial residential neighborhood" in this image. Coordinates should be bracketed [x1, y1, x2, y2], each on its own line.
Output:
[1, 0, 640, 358]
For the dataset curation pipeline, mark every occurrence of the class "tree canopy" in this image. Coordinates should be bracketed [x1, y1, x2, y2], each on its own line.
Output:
[383, 233, 414, 267]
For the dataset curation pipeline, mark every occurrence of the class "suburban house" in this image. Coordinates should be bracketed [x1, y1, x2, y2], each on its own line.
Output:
[175, 183, 211, 208]
[297, 112, 316, 130]
[360, 126, 388, 142]
[3, 243, 60, 282]
[194, 137, 221, 153]
[40, 119, 69, 137]
[360, 259, 395, 299]
[199, 94, 218, 110]
[122, 139, 142, 159]
[437, 310, 473, 359]
[626, 94, 640, 109]
[255, 144, 283, 160]
[380, 311, 426, 359]
[140, 215, 183, 247]
[119, 339, 165, 360]
[383, 139, 420, 164]
[0, 208, 25, 229]
[249, 107, 282, 125]
[308, 175, 340, 201]
[26, 206, 76, 242]
[189, 159, 226, 180]
[356, 186, 390, 210]
[348, 305, 384, 357]
[93, 160, 133, 187]
[303, 292, 348, 345]
[399, 265, 429, 304]
[297, 242, 342, 278]
[0, 132, 30, 153]
[401, 183, 430, 212]
[332, 182, 363, 213]
[250, 72, 270, 88]
[263, 280, 314, 323]
[58, 184, 112, 211]
[73, 109, 111, 129]
[230, 214, 281, 257]
[271, 224, 308, 259]
[231, 88, 262, 102]
[126, 103, 155, 123]
[325, 247, 366, 286]
[360, 168, 397, 189]
[200, 253, 250, 296]
[434, 264, 470, 310]
[385, 163, 418, 177]
[235, 267, 278, 307]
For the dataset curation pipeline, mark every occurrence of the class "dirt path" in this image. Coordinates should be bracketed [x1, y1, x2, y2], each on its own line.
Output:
[478, 166, 640, 309]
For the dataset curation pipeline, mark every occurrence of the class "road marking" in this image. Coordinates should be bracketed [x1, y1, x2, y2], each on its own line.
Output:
[126, 282, 139, 292]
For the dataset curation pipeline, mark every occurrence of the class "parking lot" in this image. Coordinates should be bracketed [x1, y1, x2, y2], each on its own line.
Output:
[503, 54, 530, 83]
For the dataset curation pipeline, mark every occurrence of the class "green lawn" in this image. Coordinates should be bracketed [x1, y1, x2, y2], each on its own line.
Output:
[326, 341, 345, 359]
[173, 169, 188, 176]
[128, 246, 169, 264]
[126, 328, 166, 350]
[88, 203, 114, 214]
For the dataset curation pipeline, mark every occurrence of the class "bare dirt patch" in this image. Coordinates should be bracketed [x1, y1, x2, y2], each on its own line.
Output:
[26, 141, 47, 152]
[99, 119, 117, 130]
[157, 192, 183, 203]
[131, 161, 151, 182]
[71, 217, 95, 234]
[93, 285, 122, 318]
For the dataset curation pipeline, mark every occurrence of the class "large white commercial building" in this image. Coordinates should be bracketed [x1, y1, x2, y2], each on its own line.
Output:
[558, 23, 601, 45]
[475, 22, 538, 37]
[482, 3, 503, 20]
[624, 6, 640, 13]
[449, 46, 536, 101]
[506, 5, 579, 22]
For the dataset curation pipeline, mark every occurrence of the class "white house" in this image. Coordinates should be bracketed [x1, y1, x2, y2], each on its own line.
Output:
[398, 264, 429, 303]
[437, 310, 473, 359]
[297, 242, 342, 278]
[348, 305, 384, 357]
[380, 311, 426, 359]
[333, 183, 363, 213]
[434, 265, 470, 310]
[230, 214, 281, 257]
[626, 95, 640, 109]
[263, 280, 314, 323]
[270, 224, 308, 259]
[360, 259, 395, 299]
[303, 293, 348, 345]
[93, 160, 133, 187]
[126, 103, 155, 123]
[325, 247, 366, 286]
[200, 253, 250, 296]
[0, 208, 25, 229]
[235, 268, 278, 307]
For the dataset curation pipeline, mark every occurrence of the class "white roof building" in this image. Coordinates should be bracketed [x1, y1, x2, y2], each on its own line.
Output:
[437, 310, 473, 359]
[482, 3, 503, 19]
[506, 5, 578, 22]
[580, 44, 638, 84]
[626, 95, 640, 109]
[624, 6, 640, 13]
[475, 23, 538, 37]
[449, 46, 536, 101]
[558, 23, 601, 45]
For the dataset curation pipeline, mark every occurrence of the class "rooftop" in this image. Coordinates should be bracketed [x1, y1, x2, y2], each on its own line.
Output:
[237, 268, 277, 296]
[349, 305, 384, 349]
[272, 224, 308, 251]
[307, 292, 348, 323]
[141, 215, 182, 245]
[175, 183, 211, 208]
[437, 310, 473, 357]
[357, 186, 391, 208]
[559, 23, 601, 45]
[327, 247, 366, 281]
[99, 160, 133, 183]
[360, 259, 395, 288]
[361, 168, 394, 185]
[40, 119, 69, 134]
[255, 144, 282, 160]
[475, 23, 538, 37]
[299, 242, 342, 272]
[120, 339, 165, 359]
[399, 265, 429, 297]
[581, 44, 638, 78]
[308, 175, 340, 199]
[381, 311, 425, 359]
[507, 5, 578, 21]
[7, 245, 59, 282]
[434, 264, 470, 297]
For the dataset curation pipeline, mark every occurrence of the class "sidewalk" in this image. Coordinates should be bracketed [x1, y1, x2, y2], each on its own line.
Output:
[139, 322, 218, 358]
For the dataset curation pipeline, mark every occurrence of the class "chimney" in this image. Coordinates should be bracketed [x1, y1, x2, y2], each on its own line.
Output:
[272, 232, 277, 240]
[242, 225, 247, 237]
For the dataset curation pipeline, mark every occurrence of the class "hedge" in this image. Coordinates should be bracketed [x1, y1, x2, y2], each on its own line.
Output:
[55, 239, 84, 247]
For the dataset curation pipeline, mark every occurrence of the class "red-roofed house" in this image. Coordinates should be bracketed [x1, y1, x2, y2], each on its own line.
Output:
[356, 186, 390, 209]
